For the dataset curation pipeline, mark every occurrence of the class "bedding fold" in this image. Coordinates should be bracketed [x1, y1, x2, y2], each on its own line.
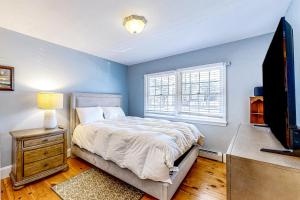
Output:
[72, 116, 204, 183]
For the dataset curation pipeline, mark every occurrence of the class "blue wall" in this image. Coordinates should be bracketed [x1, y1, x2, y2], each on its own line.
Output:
[128, 34, 273, 153]
[1, 0, 298, 168]
[286, 0, 300, 126]
[0, 27, 128, 167]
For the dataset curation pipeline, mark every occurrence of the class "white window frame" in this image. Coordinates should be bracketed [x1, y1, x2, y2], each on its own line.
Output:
[144, 62, 228, 126]
[144, 70, 177, 115]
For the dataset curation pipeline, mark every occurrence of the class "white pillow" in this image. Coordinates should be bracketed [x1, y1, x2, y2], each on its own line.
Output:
[102, 107, 125, 119]
[76, 107, 104, 124]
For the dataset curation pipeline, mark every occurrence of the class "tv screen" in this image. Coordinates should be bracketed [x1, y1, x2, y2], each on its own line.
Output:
[263, 17, 298, 149]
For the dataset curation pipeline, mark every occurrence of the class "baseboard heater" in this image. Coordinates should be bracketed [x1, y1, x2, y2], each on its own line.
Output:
[199, 148, 225, 162]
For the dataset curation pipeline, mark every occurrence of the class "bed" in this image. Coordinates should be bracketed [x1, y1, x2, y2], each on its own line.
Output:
[70, 93, 203, 200]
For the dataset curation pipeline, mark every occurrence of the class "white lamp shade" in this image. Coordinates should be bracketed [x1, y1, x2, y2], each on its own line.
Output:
[37, 92, 63, 110]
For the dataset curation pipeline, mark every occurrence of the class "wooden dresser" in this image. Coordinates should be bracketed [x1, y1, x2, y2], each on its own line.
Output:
[10, 128, 68, 190]
[227, 124, 300, 200]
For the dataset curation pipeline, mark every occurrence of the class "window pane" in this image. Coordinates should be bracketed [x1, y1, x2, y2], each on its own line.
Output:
[182, 95, 189, 105]
[145, 63, 226, 121]
[154, 106, 160, 111]
[147, 106, 154, 111]
[210, 81, 221, 94]
[199, 95, 207, 106]
[155, 87, 161, 95]
[210, 70, 221, 81]
[200, 71, 209, 82]
[190, 106, 198, 113]
[162, 86, 168, 95]
[178, 65, 225, 119]
[199, 82, 209, 94]
[168, 106, 175, 112]
[168, 96, 175, 105]
[191, 72, 199, 83]
[191, 84, 199, 94]
[149, 87, 155, 95]
[155, 77, 161, 85]
[145, 72, 177, 114]
[191, 95, 198, 100]
[182, 73, 190, 83]
[148, 96, 155, 105]
[209, 95, 221, 107]
[169, 76, 176, 85]
[154, 96, 161, 105]
[181, 106, 190, 112]
[161, 96, 168, 108]
[169, 85, 176, 95]
[182, 84, 190, 95]
[149, 78, 155, 86]
[162, 76, 168, 85]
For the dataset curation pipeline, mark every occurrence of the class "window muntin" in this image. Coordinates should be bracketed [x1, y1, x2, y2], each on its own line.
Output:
[144, 63, 227, 125]
[179, 66, 225, 118]
[145, 72, 176, 114]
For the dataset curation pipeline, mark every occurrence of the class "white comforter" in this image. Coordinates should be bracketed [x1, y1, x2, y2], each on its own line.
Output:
[72, 117, 204, 183]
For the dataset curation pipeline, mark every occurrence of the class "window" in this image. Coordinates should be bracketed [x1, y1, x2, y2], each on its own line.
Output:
[144, 62, 228, 126]
[145, 71, 176, 114]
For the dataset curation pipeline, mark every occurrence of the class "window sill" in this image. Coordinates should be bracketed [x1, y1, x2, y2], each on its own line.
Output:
[144, 113, 227, 127]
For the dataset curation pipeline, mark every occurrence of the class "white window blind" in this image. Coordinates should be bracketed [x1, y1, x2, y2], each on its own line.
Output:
[179, 65, 225, 118]
[145, 72, 176, 114]
[144, 62, 227, 126]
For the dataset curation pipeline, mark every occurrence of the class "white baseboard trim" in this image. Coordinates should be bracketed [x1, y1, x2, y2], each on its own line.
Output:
[199, 148, 225, 163]
[0, 165, 12, 179]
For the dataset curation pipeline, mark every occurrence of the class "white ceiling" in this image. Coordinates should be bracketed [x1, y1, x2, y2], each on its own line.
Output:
[0, 0, 292, 65]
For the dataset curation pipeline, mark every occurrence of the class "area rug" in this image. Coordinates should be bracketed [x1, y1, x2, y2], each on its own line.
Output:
[52, 168, 144, 200]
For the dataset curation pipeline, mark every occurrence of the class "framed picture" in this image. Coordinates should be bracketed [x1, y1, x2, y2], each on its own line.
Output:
[0, 66, 14, 91]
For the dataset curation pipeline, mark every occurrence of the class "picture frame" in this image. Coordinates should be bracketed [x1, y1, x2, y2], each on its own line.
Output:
[0, 66, 14, 91]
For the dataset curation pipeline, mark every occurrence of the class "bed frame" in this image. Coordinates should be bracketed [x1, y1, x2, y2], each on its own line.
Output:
[70, 93, 199, 200]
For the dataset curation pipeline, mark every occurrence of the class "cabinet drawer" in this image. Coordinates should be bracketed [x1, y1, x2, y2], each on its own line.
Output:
[24, 143, 64, 164]
[23, 134, 63, 148]
[24, 154, 63, 177]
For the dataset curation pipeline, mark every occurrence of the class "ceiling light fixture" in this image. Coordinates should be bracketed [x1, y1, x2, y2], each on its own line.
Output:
[123, 15, 147, 34]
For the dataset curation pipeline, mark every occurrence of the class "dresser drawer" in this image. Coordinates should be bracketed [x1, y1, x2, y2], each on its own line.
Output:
[24, 143, 64, 164]
[24, 154, 64, 177]
[23, 134, 63, 148]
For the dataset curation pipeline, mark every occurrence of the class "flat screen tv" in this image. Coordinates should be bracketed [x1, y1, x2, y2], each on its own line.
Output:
[262, 17, 300, 155]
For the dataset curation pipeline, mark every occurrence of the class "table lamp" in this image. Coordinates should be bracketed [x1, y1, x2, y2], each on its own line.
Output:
[37, 92, 63, 129]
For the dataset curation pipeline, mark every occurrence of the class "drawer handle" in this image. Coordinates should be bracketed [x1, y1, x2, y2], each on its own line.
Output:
[44, 151, 48, 155]
[42, 139, 49, 143]
[43, 163, 49, 168]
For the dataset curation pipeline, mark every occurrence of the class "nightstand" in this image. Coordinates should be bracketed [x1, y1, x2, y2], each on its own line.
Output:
[10, 128, 68, 190]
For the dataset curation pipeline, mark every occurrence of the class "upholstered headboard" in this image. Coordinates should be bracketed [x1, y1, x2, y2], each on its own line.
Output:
[70, 93, 122, 135]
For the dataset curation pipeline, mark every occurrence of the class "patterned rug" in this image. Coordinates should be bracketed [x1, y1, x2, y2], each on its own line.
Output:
[52, 168, 144, 200]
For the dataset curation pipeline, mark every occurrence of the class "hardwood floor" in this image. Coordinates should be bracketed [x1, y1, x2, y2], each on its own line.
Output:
[1, 157, 226, 200]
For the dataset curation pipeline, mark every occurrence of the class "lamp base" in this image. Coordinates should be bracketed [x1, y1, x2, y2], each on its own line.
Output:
[44, 110, 58, 129]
